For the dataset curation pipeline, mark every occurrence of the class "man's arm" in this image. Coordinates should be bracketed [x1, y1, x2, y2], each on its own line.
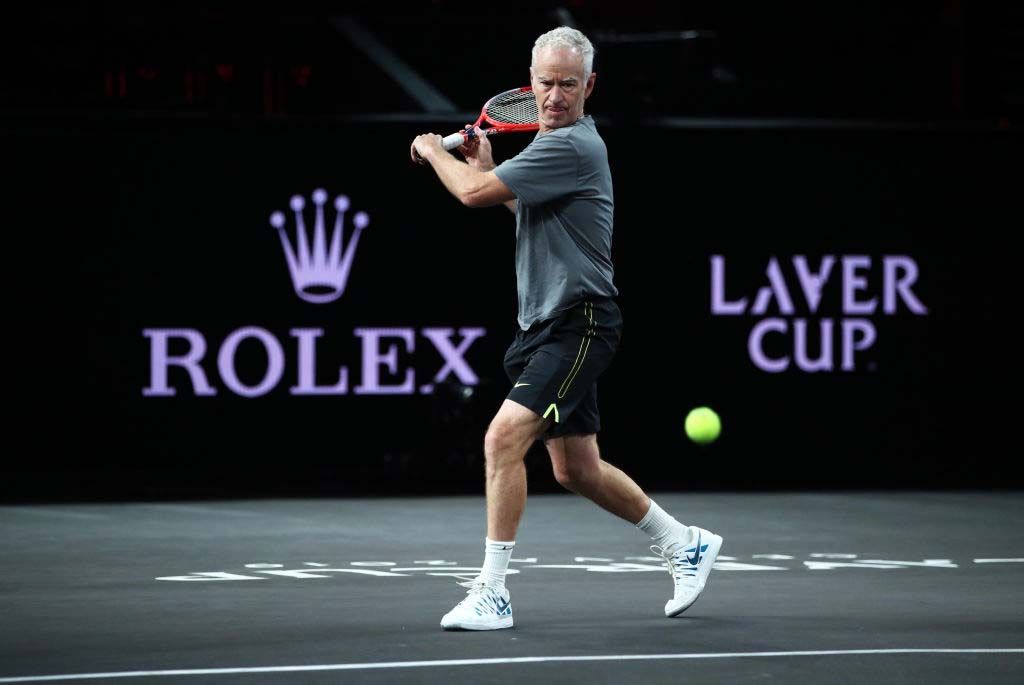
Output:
[411, 131, 516, 209]
[427, 149, 515, 208]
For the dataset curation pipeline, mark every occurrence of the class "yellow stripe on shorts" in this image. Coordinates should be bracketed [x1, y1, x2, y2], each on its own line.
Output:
[557, 301, 594, 399]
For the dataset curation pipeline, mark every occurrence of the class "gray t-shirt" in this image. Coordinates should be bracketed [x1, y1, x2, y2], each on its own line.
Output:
[493, 116, 617, 330]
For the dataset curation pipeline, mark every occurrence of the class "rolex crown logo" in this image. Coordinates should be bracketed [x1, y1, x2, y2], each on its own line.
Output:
[269, 189, 370, 304]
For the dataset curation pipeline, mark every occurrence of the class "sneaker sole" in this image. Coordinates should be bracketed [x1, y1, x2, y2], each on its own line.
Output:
[440, 616, 514, 631]
[665, 533, 723, 617]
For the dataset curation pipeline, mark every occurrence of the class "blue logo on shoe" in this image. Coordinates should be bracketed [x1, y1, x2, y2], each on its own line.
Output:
[685, 532, 709, 565]
[496, 598, 511, 616]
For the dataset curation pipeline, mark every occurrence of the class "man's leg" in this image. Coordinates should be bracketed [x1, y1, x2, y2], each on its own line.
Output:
[440, 399, 546, 631]
[545, 434, 724, 617]
[545, 433, 649, 524]
[485, 399, 549, 539]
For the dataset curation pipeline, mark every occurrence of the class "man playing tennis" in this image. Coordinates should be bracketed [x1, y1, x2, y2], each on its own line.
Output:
[411, 26, 723, 631]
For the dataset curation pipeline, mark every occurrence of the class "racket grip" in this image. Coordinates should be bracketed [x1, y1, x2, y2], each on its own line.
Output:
[442, 131, 469, 150]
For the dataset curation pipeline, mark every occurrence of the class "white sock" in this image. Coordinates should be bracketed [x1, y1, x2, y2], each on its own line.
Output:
[479, 537, 515, 589]
[636, 499, 692, 552]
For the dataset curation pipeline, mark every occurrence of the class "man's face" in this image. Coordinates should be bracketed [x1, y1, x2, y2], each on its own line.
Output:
[530, 46, 596, 132]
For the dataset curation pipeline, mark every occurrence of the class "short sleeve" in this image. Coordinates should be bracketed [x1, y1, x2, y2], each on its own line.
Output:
[493, 132, 578, 206]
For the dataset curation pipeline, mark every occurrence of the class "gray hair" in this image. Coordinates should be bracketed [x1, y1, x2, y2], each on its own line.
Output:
[531, 26, 595, 78]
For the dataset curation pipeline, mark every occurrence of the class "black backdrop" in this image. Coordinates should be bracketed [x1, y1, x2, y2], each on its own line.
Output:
[4, 115, 1016, 500]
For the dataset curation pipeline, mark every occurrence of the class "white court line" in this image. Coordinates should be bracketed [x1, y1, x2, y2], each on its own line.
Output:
[974, 558, 1024, 563]
[0, 649, 1020, 682]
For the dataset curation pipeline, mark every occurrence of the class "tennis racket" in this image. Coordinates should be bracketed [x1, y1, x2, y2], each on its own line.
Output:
[414, 87, 538, 162]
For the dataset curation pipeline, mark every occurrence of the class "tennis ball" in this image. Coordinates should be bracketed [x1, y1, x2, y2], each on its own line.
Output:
[685, 407, 721, 445]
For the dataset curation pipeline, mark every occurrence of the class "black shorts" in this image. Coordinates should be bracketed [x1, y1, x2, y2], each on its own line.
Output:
[503, 297, 623, 438]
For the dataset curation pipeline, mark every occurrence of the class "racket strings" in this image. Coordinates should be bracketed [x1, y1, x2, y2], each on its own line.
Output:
[485, 91, 538, 125]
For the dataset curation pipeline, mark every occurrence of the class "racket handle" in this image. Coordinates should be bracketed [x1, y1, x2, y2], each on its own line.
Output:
[442, 131, 469, 151]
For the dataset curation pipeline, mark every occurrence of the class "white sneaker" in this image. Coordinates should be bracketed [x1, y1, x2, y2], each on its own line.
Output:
[652, 526, 724, 617]
[440, 579, 513, 631]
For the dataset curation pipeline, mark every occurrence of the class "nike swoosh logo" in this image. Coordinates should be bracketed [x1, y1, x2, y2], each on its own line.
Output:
[514, 382, 530, 388]
[496, 598, 511, 614]
[686, 531, 702, 565]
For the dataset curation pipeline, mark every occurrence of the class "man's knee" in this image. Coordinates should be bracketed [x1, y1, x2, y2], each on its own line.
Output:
[484, 419, 536, 464]
[554, 458, 602, 491]
[549, 435, 601, 491]
[484, 400, 547, 463]
[484, 420, 518, 458]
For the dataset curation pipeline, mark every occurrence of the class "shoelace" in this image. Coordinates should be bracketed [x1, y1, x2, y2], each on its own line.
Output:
[454, 579, 495, 609]
[452, 578, 511, 616]
[651, 544, 695, 582]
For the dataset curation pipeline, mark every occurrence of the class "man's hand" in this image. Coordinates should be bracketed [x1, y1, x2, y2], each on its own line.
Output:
[410, 133, 444, 164]
[410, 125, 516, 209]
[459, 124, 515, 213]
[457, 125, 496, 171]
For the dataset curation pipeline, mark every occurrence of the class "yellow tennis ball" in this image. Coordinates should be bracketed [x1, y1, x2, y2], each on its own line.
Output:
[685, 407, 721, 444]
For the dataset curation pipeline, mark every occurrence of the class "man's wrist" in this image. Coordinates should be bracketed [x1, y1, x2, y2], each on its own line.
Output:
[421, 147, 438, 164]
